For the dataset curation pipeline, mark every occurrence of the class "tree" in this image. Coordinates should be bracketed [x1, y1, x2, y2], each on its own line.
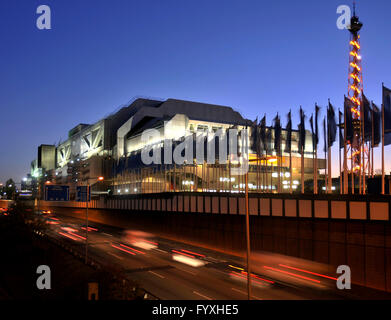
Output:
[4, 179, 16, 200]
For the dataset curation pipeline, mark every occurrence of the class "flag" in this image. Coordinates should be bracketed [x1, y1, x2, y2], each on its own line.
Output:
[383, 85, 391, 134]
[323, 117, 327, 153]
[363, 94, 372, 142]
[250, 118, 258, 154]
[372, 102, 381, 147]
[327, 102, 337, 147]
[344, 97, 354, 143]
[260, 115, 267, 152]
[257, 122, 262, 155]
[298, 107, 306, 154]
[339, 110, 344, 149]
[285, 111, 292, 153]
[383, 85, 391, 146]
[266, 126, 272, 152]
[274, 113, 281, 153]
[309, 114, 315, 152]
[315, 104, 320, 146]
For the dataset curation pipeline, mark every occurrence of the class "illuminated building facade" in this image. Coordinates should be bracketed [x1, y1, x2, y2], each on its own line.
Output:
[111, 99, 325, 194]
[29, 98, 325, 197]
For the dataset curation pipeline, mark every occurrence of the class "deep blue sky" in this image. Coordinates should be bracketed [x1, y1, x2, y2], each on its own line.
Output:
[1, 0, 390, 183]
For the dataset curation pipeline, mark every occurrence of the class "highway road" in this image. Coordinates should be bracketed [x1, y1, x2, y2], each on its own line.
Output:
[35, 209, 357, 300]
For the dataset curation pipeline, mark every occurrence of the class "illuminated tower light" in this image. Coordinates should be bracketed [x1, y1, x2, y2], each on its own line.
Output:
[347, 1, 364, 175]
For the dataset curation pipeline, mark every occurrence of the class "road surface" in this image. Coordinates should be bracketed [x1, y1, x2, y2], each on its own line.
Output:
[38, 209, 381, 300]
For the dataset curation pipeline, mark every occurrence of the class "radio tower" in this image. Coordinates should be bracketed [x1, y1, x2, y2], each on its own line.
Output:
[347, 1, 365, 193]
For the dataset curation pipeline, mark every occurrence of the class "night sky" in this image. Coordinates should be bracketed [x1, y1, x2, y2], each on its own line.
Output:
[1, 0, 390, 183]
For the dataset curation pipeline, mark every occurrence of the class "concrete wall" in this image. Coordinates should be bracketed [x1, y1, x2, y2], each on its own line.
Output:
[43, 192, 390, 222]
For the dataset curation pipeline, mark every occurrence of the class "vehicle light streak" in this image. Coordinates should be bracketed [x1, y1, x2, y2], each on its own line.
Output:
[81, 227, 98, 231]
[172, 254, 205, 267]
[240, 271, 275, 284]
[68, 231, 86, 240]
[111, 244, 136, 255]
[131, 240, 157, 250]
[172, 249, 195, 258]
[229, 265, 244, 271]
[60, 227, 77, 232]
[229, 271, 273, 285]
[120, 243, 145, 254]
[143, 239, 158, 245]
[181, 249, 205, 257]
[279, 264, 338, 281]
[58, 232, 80, 241]
[263, 266, 320, 283]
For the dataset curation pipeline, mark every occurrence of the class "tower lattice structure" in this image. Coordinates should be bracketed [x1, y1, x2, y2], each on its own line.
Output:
[346, 3, 367, 192]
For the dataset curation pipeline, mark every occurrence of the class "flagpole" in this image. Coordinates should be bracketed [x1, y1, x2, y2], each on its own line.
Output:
[301, 142, 304, 193]
[324, 117, 327, 194]
[274, 117, 281, 193]
[278, 122, 281, 194]
[328, 148, 332, 193]
[371, 140, 374, 177]
[351, 147, 354, 194]
[327, 102, 332, 193]
[290, 148, 292, 194]
[257, 125, 260, 192]
[368, 125, 373, 182]
[315, 106, 319, 195]
[255, 149, 260, 192]
[266, 148, 268, 193]
[382, 102, 385, 195]
[311, 111, 317, 195]
[344, 100, 348, 194]
[314, 148, 317, 194]
[362, 98, 366, 195]
[359, 98, 363, 195]
[278, 144, 281, 193]
[339, 110, 342, 194]
[174, 163, 176, 192]
[324, 146, 329, 193]
[300, 108, 305, 194]
[264, 132, 267, 193]
[267, 129, 270, 193]
[371, 105, 374, 177]
[313, 135, 316, 194]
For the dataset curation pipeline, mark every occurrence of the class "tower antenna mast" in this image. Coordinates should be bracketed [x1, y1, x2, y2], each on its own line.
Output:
[346, 1, 365, 193]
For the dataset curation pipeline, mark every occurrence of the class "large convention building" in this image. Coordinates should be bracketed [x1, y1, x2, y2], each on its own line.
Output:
[27, 98, 324, 198]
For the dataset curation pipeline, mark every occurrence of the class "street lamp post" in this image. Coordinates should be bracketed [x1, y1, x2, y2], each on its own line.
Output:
[245, 170, 252, 300]
[85, 182, 89, 264]
[84, 176, 104, 264]
[244, 125, 252, 300]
